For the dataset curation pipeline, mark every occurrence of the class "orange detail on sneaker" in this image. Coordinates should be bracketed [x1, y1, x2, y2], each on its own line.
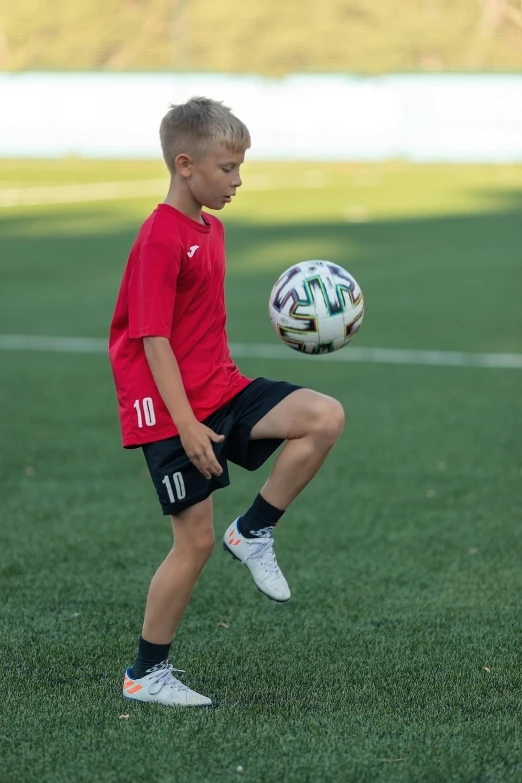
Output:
[223, 518, 291, 602]
[228, 530, 241, 546]
[126, 683, 144, 694]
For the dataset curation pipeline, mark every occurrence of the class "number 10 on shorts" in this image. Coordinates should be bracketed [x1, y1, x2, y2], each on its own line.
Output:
[162, 472, 186, 503]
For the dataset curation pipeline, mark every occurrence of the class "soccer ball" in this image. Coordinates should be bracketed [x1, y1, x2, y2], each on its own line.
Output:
[268, 260, 364, 354]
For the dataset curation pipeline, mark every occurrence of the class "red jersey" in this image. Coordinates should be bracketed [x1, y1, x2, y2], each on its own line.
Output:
[109, 203, 251, 447]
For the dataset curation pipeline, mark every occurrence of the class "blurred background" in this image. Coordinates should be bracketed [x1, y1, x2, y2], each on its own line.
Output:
[2, 4, 522, 783]
[2, 1, 522, 160]
[2, 0, 522, 72]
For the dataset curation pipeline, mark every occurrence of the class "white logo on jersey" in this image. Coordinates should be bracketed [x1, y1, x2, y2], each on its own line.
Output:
[187, 245, 199, 258]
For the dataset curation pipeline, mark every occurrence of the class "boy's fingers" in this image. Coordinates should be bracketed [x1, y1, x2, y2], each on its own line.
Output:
[202, 431, 224, 473]
[195, 459, 211, 479]
[207, 453, 223, 476]
[193, 450, 222, 478]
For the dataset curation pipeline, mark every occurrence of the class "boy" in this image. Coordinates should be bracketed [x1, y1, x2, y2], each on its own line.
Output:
[109, 97, 344, 707]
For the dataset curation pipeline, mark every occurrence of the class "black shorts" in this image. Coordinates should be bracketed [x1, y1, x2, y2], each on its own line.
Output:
[142, 377, 301, 515]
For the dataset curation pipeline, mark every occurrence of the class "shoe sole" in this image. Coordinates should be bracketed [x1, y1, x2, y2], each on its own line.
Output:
[123, 692, 212, 707]
[222, 542, 291, 603]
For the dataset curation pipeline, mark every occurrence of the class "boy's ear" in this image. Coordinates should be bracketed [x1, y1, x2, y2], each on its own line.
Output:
[174, 153, 192, 178]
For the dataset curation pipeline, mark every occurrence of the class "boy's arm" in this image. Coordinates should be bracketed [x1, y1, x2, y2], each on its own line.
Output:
[143, 336, 224, 480]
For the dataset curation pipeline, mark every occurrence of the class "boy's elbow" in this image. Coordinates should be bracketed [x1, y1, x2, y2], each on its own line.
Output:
[143, 335, 169, 346]
[143, 335, 169, 356]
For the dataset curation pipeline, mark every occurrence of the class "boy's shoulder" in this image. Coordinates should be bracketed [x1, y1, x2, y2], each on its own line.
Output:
[139, 205, 183, 245]
[138, 206, 224, 245]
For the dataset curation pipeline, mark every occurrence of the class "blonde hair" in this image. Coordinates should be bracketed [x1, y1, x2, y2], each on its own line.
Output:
[159, 96, 251, 172]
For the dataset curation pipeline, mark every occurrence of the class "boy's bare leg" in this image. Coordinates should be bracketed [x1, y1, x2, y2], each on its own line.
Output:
[141, 496, 214, 645]
[223, 389, 344, 602]
[250, 389, 345, 508]
[124, 497, 214, 706]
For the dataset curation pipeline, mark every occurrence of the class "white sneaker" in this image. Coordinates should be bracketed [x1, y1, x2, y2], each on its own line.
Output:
[122, 661, 212, 707]
[223, 517, 291, 602]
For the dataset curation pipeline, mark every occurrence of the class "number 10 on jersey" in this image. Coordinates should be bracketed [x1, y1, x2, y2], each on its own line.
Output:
[134, 397, 156, 428]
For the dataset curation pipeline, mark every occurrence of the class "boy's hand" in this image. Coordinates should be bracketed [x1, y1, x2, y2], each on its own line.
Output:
[178, 420, 225, 480]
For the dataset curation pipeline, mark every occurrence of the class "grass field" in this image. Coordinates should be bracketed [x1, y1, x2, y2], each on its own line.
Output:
[1, 160, 522, 783]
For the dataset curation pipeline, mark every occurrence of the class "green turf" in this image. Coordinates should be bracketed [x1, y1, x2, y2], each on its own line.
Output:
[1, 162, 522, 783]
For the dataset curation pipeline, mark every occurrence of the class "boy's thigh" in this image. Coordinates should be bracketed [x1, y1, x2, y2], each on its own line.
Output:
[249, 387, 339, 441]
[226, 377, 301, 471]
[142, 421, 232, 516]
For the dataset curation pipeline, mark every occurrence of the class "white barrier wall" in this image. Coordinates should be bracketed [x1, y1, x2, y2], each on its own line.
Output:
[1, 73, 522, 161]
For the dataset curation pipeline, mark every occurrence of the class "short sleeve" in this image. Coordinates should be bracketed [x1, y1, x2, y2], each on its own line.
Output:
[128, 241, 181, 338]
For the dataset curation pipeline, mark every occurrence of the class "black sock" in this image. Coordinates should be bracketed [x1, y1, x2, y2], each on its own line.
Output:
[237, 493, 285, 538]
[130, 636, 171, 679]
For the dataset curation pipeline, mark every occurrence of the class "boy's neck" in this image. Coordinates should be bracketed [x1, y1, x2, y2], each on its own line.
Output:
[163, 181, 206, 225]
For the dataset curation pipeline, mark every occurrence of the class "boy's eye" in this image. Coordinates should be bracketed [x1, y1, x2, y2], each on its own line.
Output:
[221, 167, 233, 173]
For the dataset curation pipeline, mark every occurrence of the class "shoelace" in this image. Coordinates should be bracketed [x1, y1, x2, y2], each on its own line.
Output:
[147, 662, 189, 696]
[241, 528, 281, 574]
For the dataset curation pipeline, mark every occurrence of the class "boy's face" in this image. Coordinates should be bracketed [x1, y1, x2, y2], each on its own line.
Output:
[178, 144, 245, 211]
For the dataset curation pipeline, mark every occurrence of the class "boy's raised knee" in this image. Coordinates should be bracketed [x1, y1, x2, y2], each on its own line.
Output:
[311, 397, 345, 443]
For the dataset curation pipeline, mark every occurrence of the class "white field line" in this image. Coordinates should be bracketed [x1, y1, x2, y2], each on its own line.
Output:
[0, 173, 328, 208]
[0, 179, 166, 207]
[1, 334, 522, 369]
